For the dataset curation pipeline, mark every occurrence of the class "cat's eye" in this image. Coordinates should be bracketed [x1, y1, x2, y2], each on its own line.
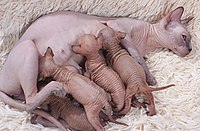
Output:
[182, 34, 187, 41]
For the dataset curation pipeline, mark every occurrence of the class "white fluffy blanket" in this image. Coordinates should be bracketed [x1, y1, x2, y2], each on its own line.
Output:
[0, 0, 200, 130]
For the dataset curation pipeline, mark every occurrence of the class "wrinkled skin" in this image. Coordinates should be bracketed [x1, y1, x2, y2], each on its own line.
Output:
[100, 27, 175, 116]
[16, 6, 192, 86]
[39, 47, 127, 131]
[106, 7, 193, 85]
[32, 95, 96, 131]
[72, 34, 126, 111]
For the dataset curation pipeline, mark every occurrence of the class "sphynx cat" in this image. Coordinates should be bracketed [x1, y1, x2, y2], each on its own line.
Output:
[31, 94, 97, 131]
[72, 34, 126, 112]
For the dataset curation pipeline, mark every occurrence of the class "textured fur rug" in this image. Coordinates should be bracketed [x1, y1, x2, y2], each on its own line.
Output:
[0, 0, 200, 131]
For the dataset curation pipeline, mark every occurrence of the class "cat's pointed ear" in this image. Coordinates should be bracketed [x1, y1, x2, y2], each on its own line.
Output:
[71, 45, 82, 54]
[160, 7, 184, 28]
[44, 47, 54, 58]
[181, 16, 193, 27]
[116, 31, 126, 39]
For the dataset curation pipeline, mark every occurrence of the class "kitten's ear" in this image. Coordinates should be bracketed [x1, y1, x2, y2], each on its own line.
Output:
[97, 33, 103, 49]
[71, 45, 82, 54]
[44, 47, 54, 58]
[116, 31, 126, 39]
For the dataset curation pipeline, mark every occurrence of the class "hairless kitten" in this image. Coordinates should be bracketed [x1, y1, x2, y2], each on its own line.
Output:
[72, 34, 126, 112]
[31, 94, 99, 131]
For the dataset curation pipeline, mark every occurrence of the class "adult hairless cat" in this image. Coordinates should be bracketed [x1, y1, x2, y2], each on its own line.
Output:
[17, 6, 193, 86]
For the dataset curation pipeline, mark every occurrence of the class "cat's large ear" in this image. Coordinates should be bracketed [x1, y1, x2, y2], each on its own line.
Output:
[160, 7, 184, 28]
[181, 16, 193, 27]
